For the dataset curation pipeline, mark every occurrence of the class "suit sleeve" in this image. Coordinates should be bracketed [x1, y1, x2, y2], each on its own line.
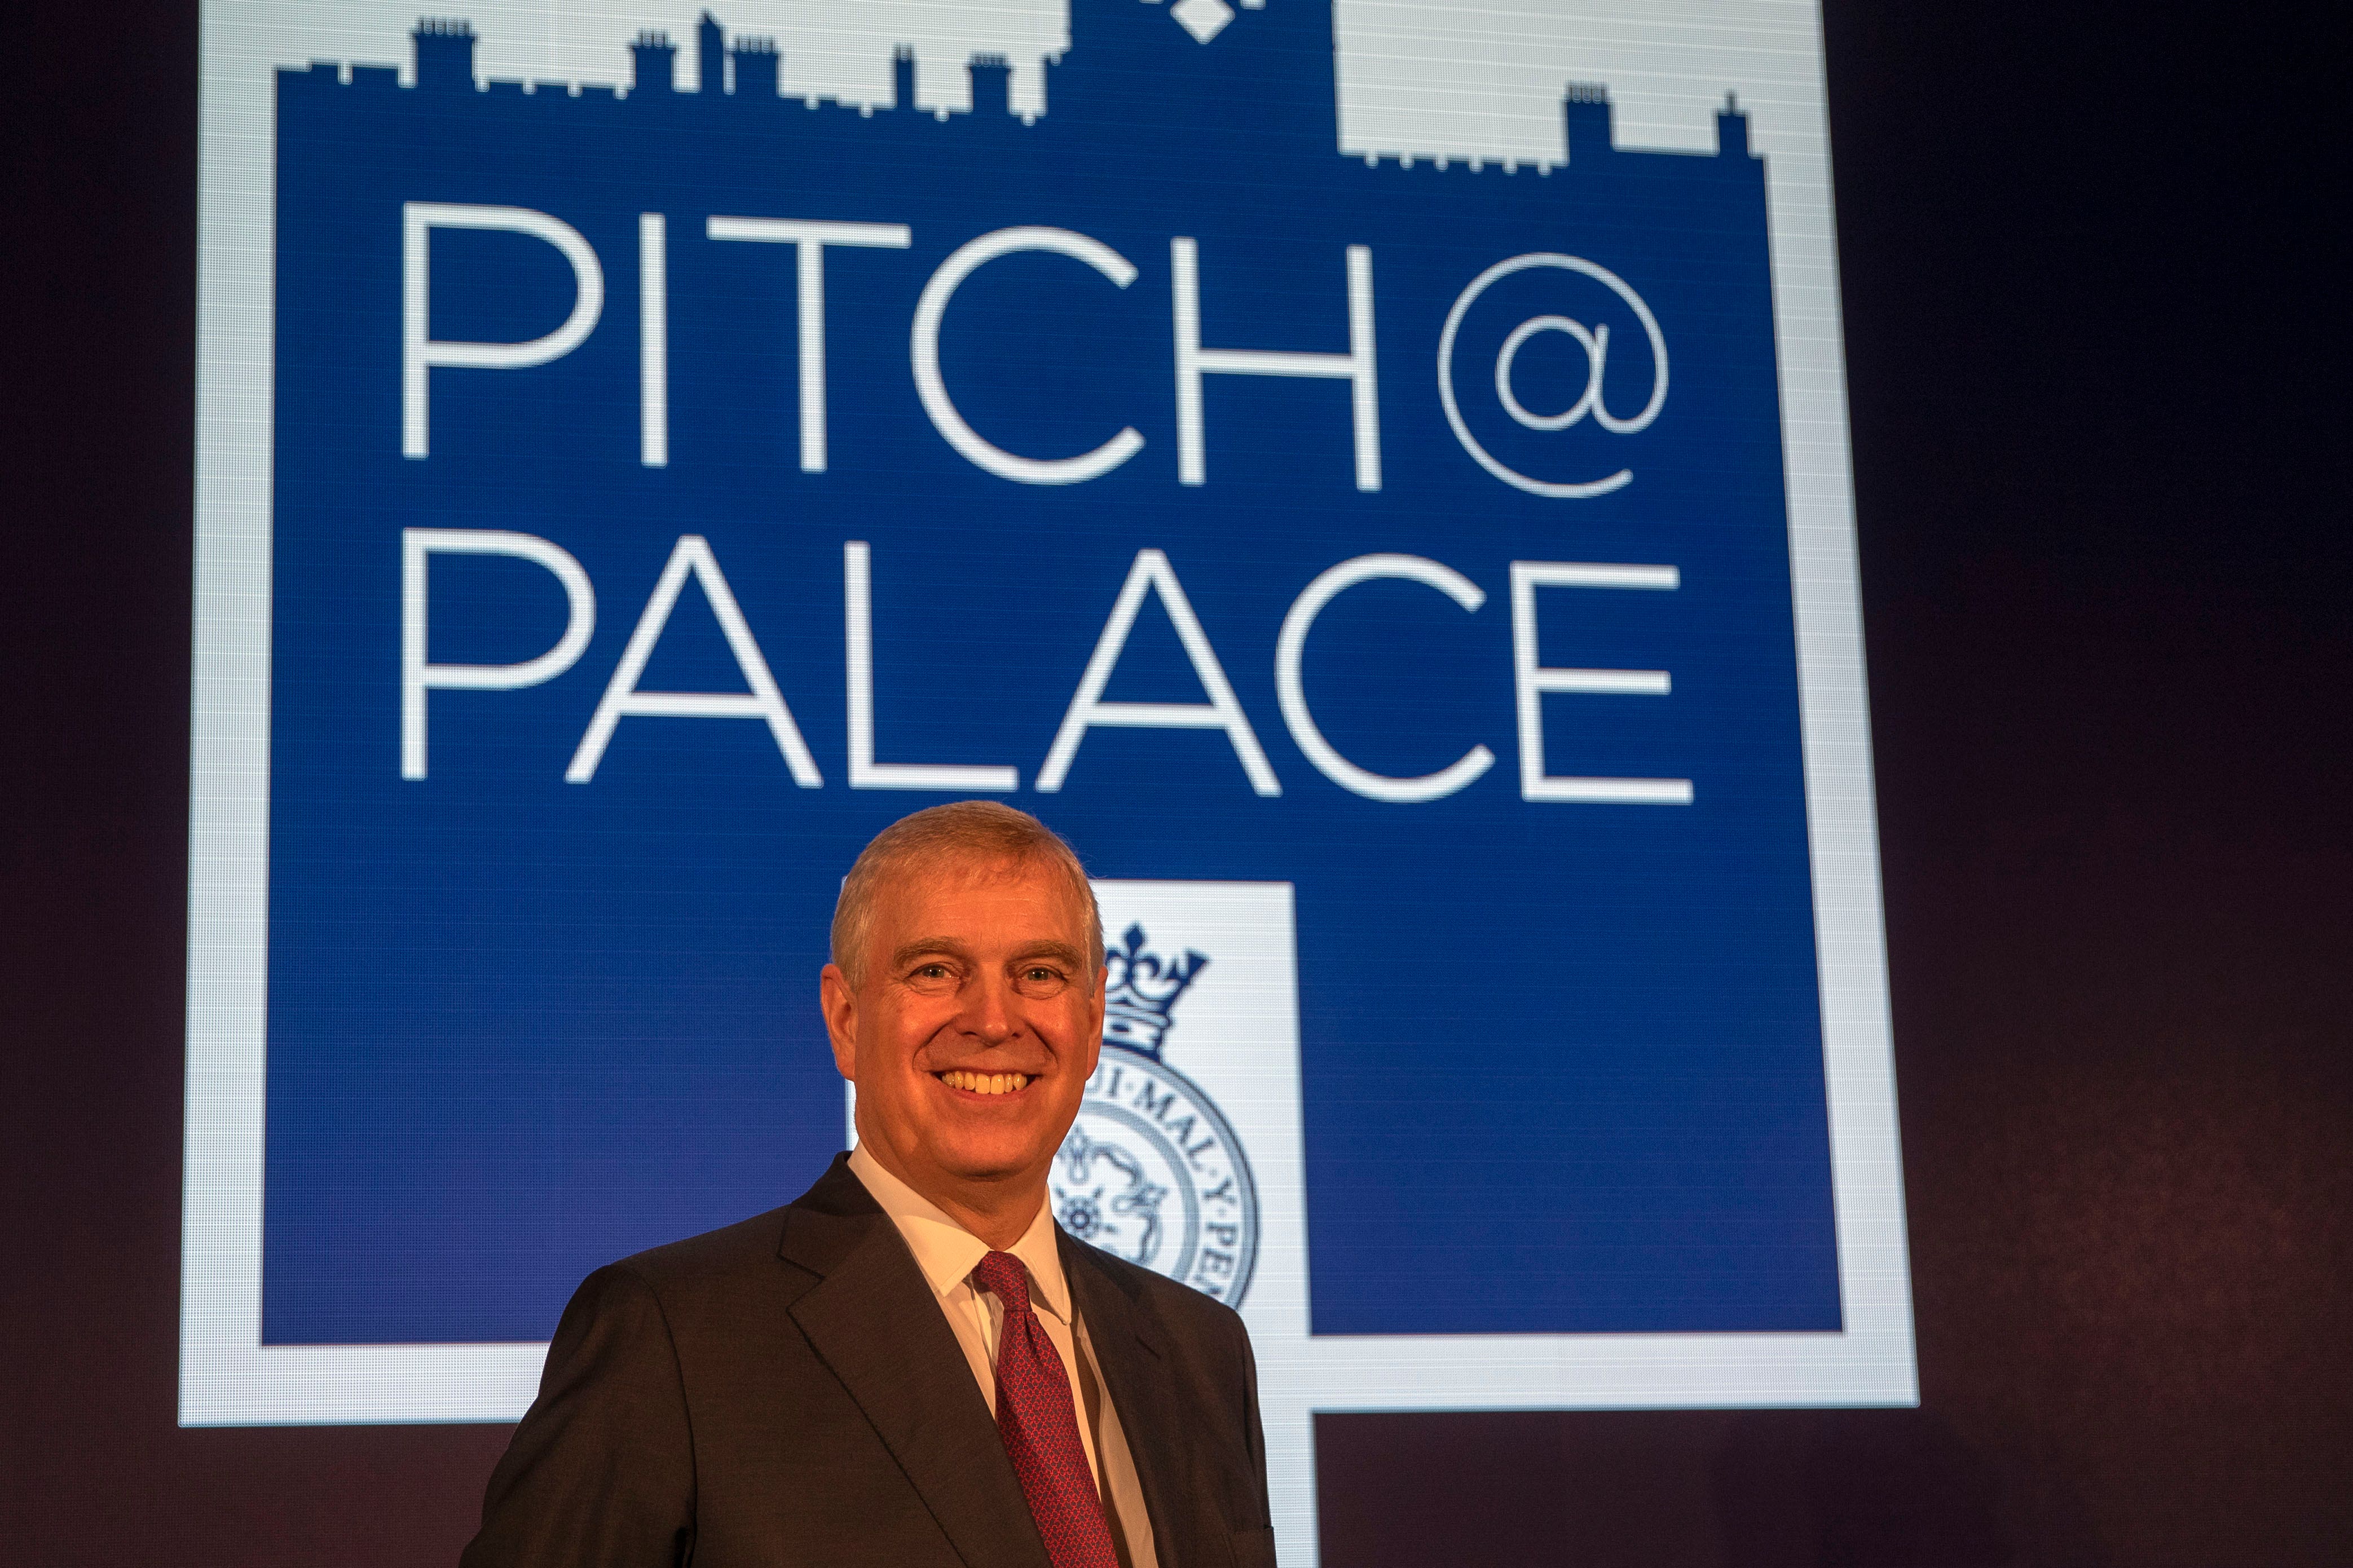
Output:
[1233, 1311, 1272, 1528]
[460, 1264, 697, 1568]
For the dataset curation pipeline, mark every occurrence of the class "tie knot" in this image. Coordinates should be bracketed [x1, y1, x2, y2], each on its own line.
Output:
[972, 1251, 1032, 1315]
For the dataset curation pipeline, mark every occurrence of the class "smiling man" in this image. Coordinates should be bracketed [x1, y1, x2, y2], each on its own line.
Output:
[462, 802, 1274, 1568]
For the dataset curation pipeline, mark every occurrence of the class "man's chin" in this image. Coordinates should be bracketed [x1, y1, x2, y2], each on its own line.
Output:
[927, 1132, 1063, 1187]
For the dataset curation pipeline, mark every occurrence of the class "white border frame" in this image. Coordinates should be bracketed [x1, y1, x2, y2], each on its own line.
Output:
[185, 0, 1914, 1460]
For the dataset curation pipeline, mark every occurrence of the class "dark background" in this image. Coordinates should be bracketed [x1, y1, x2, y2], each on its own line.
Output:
[4, 0, 2345, 1562]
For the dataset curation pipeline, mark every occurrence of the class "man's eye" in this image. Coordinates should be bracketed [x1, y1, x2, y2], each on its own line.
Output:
[906, 962, 955, 985]
[1016, 966, 1068, 994]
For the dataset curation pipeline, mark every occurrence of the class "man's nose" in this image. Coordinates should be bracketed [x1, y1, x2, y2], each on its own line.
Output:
[958, 972, 1020, 1044]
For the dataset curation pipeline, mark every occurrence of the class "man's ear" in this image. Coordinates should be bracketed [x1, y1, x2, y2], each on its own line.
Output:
[820, 962, 858, 1081]
[1079, 960, 1108, 1077]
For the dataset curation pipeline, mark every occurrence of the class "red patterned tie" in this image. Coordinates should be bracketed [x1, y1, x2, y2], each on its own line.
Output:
[971, 1251, 1122, 1568]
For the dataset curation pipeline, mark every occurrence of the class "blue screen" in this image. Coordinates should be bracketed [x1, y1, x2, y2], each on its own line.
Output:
[252, 1, 1837, 1349]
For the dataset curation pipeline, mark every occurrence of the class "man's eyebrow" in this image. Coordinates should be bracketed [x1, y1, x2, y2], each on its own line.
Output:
[1007, 940, 1088, 970]
[889, 937, 973, 970]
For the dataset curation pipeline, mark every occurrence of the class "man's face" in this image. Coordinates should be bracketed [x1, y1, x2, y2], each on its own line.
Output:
[822, 853, 1104, 1204]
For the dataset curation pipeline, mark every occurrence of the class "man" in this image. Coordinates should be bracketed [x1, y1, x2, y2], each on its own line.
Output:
[462, 801, 1275, 1568]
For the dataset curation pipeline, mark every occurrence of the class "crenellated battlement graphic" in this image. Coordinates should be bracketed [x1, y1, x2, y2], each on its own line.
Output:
[289, 5, 1756, 175]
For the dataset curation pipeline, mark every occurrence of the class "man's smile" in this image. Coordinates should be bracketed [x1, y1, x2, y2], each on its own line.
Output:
[935, 1068, 1035, 1097]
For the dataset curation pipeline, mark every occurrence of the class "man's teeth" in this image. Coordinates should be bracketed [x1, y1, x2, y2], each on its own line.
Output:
[939, 1070, 1030, 1096]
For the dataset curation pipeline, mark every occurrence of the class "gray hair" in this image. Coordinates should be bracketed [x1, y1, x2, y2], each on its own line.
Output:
[830, 801, 1102, 985]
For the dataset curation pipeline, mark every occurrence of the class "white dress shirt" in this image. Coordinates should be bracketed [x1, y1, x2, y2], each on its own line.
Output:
[848, 1145, 1160, 1568]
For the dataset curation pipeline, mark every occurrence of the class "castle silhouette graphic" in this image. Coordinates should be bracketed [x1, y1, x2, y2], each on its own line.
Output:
[289, 5, 1756, 189]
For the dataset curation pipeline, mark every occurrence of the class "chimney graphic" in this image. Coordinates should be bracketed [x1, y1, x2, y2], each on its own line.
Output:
[1563, 82, 1615, 161]
[412, 17, 476, 92]
[630, 30, 677, 95]
[731, 34, 779, 99]
[967, 53, 1012, 118]
[891, 45, 917, 112]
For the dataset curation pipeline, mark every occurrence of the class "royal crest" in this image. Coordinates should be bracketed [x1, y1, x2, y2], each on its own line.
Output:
[1055, 924, 1259, 1305]
[1101, 923, 1209, 1060]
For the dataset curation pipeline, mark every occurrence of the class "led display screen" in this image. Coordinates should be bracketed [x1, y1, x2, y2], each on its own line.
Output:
[185, 2, 1914, 1556]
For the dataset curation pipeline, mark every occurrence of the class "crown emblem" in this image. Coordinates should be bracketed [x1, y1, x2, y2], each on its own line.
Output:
[1100, 923, 1208, 1061]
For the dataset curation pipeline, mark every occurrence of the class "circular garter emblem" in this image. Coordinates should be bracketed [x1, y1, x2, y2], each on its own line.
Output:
[1051, 925, 1259, 1305]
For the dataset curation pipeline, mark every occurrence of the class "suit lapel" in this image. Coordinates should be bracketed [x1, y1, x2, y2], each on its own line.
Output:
[1063, 1235, 1201, 1568]
[781, 1159, 1051, 1568]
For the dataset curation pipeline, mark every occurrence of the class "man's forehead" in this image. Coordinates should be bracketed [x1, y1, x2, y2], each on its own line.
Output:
[870, 851, 1081, 921]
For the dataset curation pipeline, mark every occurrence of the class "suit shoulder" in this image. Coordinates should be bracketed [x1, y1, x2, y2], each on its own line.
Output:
[603, 1202, 795, 1297]
[1069, 1237, 1250, 1343]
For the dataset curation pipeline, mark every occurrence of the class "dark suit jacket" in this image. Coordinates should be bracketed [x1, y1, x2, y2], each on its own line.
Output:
[461, 1155, 1275, 1568]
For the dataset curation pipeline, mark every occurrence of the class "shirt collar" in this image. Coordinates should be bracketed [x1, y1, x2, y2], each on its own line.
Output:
[848, 1143, 1073, 1326]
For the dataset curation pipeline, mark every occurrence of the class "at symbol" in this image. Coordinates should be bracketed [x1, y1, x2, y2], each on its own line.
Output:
[1438, 253, 1669, 498]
